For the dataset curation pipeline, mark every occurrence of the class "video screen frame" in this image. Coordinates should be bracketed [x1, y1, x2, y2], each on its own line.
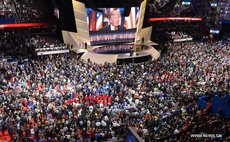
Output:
[85, 7, 140, 45]
[86, 7, 140, 32]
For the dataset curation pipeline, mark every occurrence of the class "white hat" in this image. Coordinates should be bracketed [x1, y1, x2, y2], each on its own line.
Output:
[101, 120, 107, 127]
[96, 122, 101, 127]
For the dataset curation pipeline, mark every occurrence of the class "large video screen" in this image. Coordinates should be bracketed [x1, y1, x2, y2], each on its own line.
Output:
[86, 7, 140, 31]
[86, 7, 140, 45]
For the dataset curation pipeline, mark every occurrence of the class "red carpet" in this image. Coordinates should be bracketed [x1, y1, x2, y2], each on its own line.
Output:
[0, 130, 11, 142]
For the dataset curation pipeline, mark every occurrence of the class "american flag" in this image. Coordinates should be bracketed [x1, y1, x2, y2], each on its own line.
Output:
[96, 11, 103, 31]
[125, 7, 140, 29]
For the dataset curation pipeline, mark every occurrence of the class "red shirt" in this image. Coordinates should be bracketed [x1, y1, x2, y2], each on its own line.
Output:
[88, 96, 93, 101]
[86, 101, 90, 106]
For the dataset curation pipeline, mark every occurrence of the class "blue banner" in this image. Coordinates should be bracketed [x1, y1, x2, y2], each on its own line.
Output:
[222, 19, 230, 24]
[0, 18, 16, 24]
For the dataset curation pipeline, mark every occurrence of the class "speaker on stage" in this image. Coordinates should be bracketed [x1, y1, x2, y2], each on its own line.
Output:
[130, 48, 133, 56]
[85, 42, 87, 49]
[141, 37, 144, 50]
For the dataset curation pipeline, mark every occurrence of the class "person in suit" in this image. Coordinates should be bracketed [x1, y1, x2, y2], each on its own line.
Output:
[100, 10, 126, 32]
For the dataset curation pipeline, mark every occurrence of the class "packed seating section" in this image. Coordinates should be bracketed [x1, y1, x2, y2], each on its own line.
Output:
[0, 0, 51, 23]
[0, 0, 16, 19]
[0, 40, 229, 141]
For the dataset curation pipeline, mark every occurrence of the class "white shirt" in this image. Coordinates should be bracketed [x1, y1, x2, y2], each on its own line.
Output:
[110, 25, 117, 31]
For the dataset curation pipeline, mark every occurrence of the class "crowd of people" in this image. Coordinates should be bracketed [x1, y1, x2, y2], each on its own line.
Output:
[0, 0, 52, 23]
[170, 31, 192, 40]
[0, 40, 229, 141]
[147, 0, 171, 15]
[172, 2, 194, 17]
[147, 0, 229, 32]
[148, 0, 195, 17]
[152, 20, 207, 43]
[0, 27, 63, 57]
[0, 0, 16, 19]
[0, 29, 28, 57]
[14, 0, 46, 23]
[29, 35, 67, 52]
[219, 0, 230, 20]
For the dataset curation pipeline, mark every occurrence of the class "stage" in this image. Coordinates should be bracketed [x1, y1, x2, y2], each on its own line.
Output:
[79, 43, 160, 64]
[63, 0, 159, 65]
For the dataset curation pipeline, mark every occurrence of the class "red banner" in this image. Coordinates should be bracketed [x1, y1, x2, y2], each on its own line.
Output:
[149, 17, 202, 22]
[0, 23, 49, 28]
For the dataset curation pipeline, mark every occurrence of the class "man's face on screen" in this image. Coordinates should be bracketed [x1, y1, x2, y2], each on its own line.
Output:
[109, 11, 120, 27]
